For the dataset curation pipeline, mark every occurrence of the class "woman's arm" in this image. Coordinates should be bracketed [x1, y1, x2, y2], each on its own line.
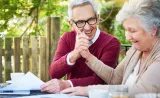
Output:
[86, 55, 126, 84]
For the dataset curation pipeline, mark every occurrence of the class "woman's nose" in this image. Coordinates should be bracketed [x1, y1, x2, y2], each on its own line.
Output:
[125, 31, 132, 41]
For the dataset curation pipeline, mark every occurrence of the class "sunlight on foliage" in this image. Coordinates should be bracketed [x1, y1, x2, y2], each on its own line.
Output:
[0, 0, 129, 46]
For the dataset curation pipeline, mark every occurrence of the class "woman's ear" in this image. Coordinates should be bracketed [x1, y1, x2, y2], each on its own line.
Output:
[152, 27, 158, 36]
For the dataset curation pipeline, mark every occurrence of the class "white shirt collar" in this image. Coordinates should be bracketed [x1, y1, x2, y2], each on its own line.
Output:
[89, 27, 100, 46]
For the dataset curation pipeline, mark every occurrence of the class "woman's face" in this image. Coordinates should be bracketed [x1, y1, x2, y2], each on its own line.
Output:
[123, 17, 156, 52]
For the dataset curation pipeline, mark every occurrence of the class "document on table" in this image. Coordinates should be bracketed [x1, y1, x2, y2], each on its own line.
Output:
[15, 94, 88, 98]
[0, 72, 44, 93]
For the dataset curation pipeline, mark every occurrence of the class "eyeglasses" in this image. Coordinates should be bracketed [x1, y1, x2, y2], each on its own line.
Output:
[71, 16, 97, 28]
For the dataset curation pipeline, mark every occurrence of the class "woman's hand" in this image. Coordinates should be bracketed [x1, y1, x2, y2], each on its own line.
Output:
[60, 86, 88, 96]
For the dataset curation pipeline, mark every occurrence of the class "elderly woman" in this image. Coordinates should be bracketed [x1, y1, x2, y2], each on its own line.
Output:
[61, 0, 160, 97]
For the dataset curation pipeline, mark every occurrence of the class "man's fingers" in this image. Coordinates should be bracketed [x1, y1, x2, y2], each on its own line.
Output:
[80, 46, 88, 50]
[41, 83, 61, 93]
[76, 37, 89, 44]
[48, 87, 60, 93]
[41, 82, 51, 91]
[73, 25, 81, 35]
[78, 33, 89, 39]
[41, 79, 60, 92]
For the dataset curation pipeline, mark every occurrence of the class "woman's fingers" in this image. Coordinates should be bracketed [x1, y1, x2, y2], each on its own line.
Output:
[60, 87, 74, 94]
[61, 87, 88, 96]
[69, 92, 81, 96]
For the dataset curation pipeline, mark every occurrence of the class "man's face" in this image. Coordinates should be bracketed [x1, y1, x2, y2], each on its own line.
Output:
[71, 4, 98, 41]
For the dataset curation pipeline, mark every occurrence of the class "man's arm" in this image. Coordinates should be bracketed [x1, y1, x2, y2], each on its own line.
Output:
[49, 32, 83, 79]
[49, 32, 77, 79]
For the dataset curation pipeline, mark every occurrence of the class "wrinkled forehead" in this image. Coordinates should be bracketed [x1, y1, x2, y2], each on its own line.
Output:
[72, 4, 95, 21]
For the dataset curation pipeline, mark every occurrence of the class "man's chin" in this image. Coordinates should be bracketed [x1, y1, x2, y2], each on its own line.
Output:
[88, 37, 93, 41]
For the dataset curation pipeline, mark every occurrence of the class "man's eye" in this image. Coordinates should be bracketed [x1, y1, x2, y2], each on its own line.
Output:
[77, 21, 84, 24]
[88, 18, 95, 21]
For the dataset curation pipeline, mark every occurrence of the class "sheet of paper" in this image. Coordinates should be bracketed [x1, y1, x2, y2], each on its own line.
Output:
[15, 94, 88, 98]
[0, 72, 44, 91]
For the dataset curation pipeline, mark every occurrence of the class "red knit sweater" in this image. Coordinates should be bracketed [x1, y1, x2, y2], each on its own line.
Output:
[49, 31, 120, 86]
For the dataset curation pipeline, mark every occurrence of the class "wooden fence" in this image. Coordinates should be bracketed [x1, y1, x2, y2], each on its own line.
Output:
[0, 17, 60, 83]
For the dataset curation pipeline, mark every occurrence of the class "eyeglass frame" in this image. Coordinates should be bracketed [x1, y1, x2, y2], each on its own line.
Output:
[71, 15, 98, 28]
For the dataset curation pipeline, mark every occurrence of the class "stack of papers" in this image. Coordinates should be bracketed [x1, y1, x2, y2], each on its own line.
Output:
[0, 72, 44, 95]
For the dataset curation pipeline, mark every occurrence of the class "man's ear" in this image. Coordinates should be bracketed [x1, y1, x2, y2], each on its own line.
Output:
[97, 14, 100, 24]
[68, 20, 72, 26]
[68, 20, 75, 31]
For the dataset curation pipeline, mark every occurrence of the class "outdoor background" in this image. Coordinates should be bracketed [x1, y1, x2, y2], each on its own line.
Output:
[0, 0, 130, 44]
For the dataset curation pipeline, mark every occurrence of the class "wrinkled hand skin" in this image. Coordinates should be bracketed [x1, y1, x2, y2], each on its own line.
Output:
[69, 27, 89, 63]
[40, 79, 70, 93]
[61, 86, 88, 96]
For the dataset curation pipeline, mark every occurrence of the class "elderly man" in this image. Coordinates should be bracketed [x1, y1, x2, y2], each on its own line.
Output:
[41, 0, 120, 93]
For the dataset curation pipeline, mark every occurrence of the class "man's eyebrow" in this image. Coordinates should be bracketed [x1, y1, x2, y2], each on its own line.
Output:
[73, 16, 96, 22]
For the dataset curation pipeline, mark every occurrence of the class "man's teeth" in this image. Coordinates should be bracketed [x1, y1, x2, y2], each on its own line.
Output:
[85, 32, 91, 34]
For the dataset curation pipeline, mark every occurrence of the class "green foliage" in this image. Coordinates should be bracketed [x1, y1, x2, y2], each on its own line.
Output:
[99, 1, 120, 35]
[99, 1, 131, 44]
[0, 0, 69, 37]
[114, 21, 131, 44]
[0, 0, 32, 32]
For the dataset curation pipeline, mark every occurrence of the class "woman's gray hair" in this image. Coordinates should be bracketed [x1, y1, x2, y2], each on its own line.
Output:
[68, 0, 97, 20]
[116, 0, 160, 36]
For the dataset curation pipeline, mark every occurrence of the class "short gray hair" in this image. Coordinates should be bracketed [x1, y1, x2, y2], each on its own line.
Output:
[116, 0, 160, 36]
[68, 0, 98, 20]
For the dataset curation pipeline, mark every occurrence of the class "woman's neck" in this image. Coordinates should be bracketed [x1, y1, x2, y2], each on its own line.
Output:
[142, 37, 158, 58]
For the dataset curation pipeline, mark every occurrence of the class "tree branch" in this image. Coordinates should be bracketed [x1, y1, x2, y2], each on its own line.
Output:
[20, 16, 36, 37]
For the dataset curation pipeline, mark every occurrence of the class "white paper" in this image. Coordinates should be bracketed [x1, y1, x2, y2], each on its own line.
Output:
[15, 94, 88, 98]
[6, 80, 12, 83]
[1, 72, 44, 91]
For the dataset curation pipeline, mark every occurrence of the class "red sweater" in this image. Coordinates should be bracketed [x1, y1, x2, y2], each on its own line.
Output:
[49, 31, 120, 86]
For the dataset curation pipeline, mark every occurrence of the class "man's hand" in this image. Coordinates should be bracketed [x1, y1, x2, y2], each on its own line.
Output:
[69, 26, 89, 63]
[76, 30, 92, 61]
[40, 79, 71, 93]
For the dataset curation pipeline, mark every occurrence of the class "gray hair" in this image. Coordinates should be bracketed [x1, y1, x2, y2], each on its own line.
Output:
[116, 0, 160, 36]
[68, 0, 98, 19]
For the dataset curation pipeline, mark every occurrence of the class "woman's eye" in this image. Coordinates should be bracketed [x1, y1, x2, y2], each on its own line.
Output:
[130, 29, 136, 33]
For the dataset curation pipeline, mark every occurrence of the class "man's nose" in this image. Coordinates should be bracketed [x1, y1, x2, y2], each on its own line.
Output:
[84, 22, 91, 30]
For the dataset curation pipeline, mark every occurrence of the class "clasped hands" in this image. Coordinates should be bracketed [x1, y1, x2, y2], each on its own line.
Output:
[70, 28, 92, 63]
